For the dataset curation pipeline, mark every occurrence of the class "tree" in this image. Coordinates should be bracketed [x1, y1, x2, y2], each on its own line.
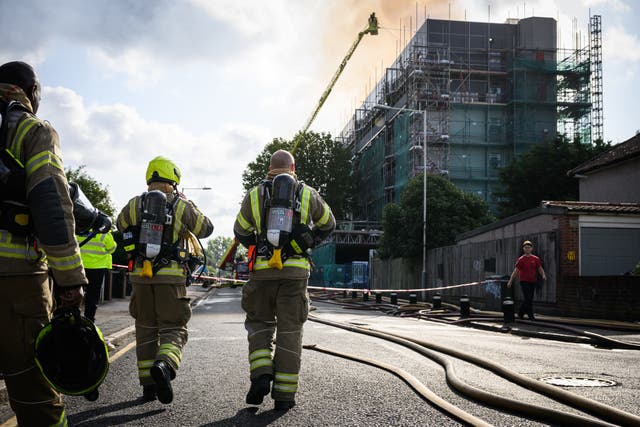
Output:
[378, 174, 494, 259]
[241, 131, 353, 219]
[204, 236, 246, 270]
[65, 165, 116, 218]
[495, 136, 610, 218]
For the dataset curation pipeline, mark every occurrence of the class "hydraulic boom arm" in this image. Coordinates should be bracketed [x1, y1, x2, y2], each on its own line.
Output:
[301, 13, 378, 134]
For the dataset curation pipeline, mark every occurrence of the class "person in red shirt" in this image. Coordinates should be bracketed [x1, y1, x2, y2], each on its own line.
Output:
[507, 240, 547, 320]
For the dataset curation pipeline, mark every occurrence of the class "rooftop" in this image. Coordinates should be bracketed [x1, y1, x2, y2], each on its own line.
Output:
[568, 133, 640, 176]
[457, 200, 640, 241]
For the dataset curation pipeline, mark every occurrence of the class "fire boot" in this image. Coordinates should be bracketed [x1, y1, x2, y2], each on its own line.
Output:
[245, 374, 272, 405]
[142, 384, 157, 402]
[150, 361, 175, 404]
[274, 400, 296, 411]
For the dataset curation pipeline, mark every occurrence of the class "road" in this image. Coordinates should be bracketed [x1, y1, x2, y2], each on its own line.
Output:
[7, 287, 640, 426]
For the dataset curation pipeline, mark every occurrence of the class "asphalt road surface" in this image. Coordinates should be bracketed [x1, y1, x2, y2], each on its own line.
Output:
[5, 287, 640, 426]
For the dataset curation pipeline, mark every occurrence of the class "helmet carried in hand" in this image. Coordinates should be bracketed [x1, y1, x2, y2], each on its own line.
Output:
[34, 308, 109, 397]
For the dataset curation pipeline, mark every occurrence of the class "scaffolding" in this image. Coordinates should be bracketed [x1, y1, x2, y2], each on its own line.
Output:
[590, 15, 603, 142]
[338, 16, 600, 221]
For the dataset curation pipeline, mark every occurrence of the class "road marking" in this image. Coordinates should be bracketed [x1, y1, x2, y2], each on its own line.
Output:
[0, 416, 16, 426]
[110, 340, 136, 362]
[0, 341, 136, 427]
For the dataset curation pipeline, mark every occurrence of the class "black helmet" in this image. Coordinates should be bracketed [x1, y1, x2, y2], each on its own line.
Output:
[34, 308, 109, 397]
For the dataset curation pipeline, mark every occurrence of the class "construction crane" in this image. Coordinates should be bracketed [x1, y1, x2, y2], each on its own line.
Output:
[300, 12, 379, 135]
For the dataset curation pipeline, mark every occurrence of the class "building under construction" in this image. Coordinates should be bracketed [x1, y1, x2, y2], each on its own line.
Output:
[338, 15, 603, 220]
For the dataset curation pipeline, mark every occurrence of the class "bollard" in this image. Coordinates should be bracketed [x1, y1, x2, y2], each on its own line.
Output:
[375, 293, 382, 304]
[459, 295, 470, 318]
[390, 293, 398, 305]
[351, 290, 358, 299]
[363, 292, 369, 302]
[432, 293, 442, 309]
[409, 293, 417, 304]
[502, 297, 515, 324]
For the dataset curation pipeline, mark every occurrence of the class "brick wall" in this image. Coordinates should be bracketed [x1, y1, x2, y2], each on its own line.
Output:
[557, 276, 640, 321]
[557, 215, 579, 276]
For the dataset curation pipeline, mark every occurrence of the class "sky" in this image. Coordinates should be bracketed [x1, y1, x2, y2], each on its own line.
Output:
[1, 0, 638, 240]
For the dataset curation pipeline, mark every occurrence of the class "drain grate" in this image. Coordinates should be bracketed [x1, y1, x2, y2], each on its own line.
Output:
[540, 376, 617, 387]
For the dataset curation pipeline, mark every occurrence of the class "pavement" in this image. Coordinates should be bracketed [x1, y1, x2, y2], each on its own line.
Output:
[0, 283, 215, 406]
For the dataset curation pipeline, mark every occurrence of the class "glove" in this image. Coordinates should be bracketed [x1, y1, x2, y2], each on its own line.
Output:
[93, 211, 112, 233]
[55, 285, 84, 309]
[286, 223, 315, 255]
[235, 232, 257, 249]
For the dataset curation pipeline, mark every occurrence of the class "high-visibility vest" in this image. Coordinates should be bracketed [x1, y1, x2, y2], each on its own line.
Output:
[76, 232, 116, 269]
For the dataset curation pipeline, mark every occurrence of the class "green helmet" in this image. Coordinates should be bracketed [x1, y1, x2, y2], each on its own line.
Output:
[34, 308, 109, 399]
[146, 156, 181, 185]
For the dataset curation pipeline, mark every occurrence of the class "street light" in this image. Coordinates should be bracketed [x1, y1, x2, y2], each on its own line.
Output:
[181, 187, 212, 192]
[371, 103, 428, 289]
[181, 186, 212, 197]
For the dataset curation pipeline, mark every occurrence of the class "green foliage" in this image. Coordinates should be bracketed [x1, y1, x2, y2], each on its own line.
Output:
[241, 131, 353, 219]
[204, 236, 246, 270]
[242, 138, 292, 190]
[65, 165, 116, 218]
[495, 136, 610, 218]
[378, 175, 495, 259]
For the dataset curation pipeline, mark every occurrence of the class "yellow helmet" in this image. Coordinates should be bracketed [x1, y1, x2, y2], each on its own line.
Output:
[146, 156, 181, 185]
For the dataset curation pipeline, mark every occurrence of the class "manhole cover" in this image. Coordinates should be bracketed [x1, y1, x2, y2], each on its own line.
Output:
[540, 376, 617, 387]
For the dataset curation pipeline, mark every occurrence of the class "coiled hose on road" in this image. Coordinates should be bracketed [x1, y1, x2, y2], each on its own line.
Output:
[304, 344, 493, 427]
[309, 314, 640, 427]
[314, 293, 640, 350]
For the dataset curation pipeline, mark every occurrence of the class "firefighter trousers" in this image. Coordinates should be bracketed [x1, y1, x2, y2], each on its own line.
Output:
[0, 274, 66, 426]
[241, 277, 309, 401]
[129, 283, 191, 385]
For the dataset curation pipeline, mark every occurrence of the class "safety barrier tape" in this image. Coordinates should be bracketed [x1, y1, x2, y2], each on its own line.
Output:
[111, 265, 502, 294]
[306, 280, 492, 294]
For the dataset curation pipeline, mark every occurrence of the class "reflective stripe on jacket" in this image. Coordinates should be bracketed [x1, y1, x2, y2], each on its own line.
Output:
[0, 84, 87, 286]
[233, 178, 335, 279]
[116, 190, 213, 284]
[76, 232, 116, 269]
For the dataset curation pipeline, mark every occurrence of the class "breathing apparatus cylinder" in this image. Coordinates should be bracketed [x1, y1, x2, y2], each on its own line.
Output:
[69, 182, 99, 235]
[138, 190, 167, 278]
[266, 174, 296, 270]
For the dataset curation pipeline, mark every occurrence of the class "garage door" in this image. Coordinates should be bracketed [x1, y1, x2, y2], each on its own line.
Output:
[581, 227, 640, 276]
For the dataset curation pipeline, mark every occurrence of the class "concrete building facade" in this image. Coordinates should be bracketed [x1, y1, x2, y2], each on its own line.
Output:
[339, 16, 600, 218]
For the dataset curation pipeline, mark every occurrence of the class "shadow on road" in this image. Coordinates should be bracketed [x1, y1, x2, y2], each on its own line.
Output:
[68, 398, 166, 426]
[201, 407, 286, 426]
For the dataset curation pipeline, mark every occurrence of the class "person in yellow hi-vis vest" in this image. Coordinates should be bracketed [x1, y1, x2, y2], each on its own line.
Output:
[76, 231, 116, 323]
[0, 61, 86, 426]
[116, 156, 213, 404]
[234, 149, 335, 411]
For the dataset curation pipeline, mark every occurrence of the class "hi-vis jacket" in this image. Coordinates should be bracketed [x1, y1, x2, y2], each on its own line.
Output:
[233, 178, 336, 280]
[76, 232, 116, 270]
[0, 84, 87, 287]
[116, 190, 213, 284]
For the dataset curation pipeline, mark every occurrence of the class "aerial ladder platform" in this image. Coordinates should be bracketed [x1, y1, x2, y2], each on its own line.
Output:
[300, 12, 379, 135]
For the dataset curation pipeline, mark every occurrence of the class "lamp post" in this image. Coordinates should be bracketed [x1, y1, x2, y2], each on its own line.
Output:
[372, 104, 428, 289]
[181, 187, 212, 193]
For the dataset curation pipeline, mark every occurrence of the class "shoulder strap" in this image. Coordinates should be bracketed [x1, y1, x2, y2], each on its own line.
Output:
[0, 101, 30, 151]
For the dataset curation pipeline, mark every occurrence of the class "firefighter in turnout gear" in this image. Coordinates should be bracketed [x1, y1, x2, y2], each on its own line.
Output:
[0, 61, 87, 426]
[76, 231, 116, 323]
[116, 156, 213, 404]
[234, 149, 335, 411]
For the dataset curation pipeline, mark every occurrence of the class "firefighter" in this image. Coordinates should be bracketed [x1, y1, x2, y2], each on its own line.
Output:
[234, 149, 336, 411]
[0, 61, 87, 426]
[76, 231, 117, 324]
[116, 156, 213, 404]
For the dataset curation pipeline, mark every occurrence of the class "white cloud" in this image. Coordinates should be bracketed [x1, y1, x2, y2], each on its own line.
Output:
[603, 25, 640, 63]
[40, 85, 270, 238]
[582, 0, 631, 12]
